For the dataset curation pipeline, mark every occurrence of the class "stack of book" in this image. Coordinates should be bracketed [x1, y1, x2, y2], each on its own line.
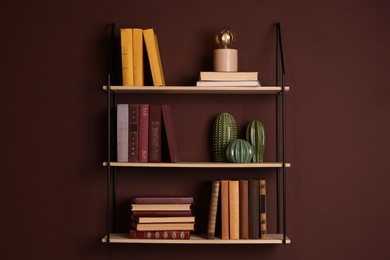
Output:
[130, 197, 195, 239]
[116, 104, 179, 163]
[196, 71, 261, 87]
[120, 28, 165, 86]
[207, 179, 267, 240]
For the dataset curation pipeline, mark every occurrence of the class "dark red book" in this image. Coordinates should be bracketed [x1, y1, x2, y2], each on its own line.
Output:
[130, 230, 190, 239]
[248, 179, 260, 239]
[161, 104, 180, 162]
[148, 104, 162, 162]
[131, 210, 192, 217]
[129, 104, 139, 162]
[139, 104, 149, 163]
[131, 197, 194, 204]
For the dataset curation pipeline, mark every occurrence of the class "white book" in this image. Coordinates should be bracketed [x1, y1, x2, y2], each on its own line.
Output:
[117, 104, 129, 162]
[196, 80, 261, 87]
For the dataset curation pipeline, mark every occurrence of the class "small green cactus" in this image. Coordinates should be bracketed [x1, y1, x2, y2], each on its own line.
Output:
[246, 120, 265, 162]
[225, 139, 254, 163]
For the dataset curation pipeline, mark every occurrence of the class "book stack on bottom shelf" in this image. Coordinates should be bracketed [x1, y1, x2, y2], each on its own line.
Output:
[130, 197, 195, 240]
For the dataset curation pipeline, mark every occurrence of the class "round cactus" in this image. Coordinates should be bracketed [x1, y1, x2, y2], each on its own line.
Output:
[225, 139, 254, 163]
[213, 113, 237, 162]
[246, 120, 265, 162]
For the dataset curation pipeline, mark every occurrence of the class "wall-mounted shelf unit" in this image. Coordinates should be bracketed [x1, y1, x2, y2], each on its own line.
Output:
[102, 23, 290, 245]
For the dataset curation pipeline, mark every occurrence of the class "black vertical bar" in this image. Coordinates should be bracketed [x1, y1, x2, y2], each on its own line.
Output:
[106, 73, 111, 243]
[112, 93, 117, 232]
[275, 22, 281, 234]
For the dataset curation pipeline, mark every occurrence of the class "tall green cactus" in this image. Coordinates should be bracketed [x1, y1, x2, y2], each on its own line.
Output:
[246, 120, 265, 162]
[213, 113, 237, 162]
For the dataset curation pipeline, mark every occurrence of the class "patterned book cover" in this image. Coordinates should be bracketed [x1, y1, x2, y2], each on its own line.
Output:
[129, 104, 139, 162]
[139, 104, 149, 163]
[130, 230, 190, 239]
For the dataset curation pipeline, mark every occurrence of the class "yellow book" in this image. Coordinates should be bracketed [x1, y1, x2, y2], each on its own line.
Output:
[143, 28, 165, 86]
[133, 28, 144, 86]
[120, 28, 134, 86]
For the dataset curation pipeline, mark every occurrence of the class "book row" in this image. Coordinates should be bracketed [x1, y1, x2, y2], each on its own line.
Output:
[120, 28, 165, 86]
[130, 197, 195, 240]
[117, 104, 179, 163]
[207, 179, 267, 240]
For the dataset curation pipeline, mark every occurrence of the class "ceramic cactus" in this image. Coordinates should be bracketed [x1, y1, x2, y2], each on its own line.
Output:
[225, 139, 254, 163]
[246, 120, 265, 162]
[213, 112, 237, 162]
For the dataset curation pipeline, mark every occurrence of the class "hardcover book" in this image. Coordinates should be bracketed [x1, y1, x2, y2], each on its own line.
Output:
[129, 104, 139, 162]
[196, 80, 260, 87]
[132, 216, 195, 223]
[130, 230, 190, 239]
[131, 210, 192, 217]
[132, 222, 195, 231]
[229, 180, 240, 240]
[143, 28, 165, 86]
[148, 104, 162, 162]
[220, 180, 229, 240]
[131, 197, 194, 204]
[161, 104, 180, 162]
[116, 104, 129, 162]
[131, 204, 191, 211]
[133, 28, 144, 86]
[239, 179, 249, 239]
[199, 71, 258, 81]
[260, 179, 267, 239]
[207, 180, 220, 239]
[248, 179, 260, 239]
[120, 28, 134, 86]
[139, 104, 149, 163]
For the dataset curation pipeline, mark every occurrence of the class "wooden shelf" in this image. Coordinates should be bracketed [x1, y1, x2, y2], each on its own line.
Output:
[102, 233, 291, 244]
[103, 85, 289, 94]
[103, 162, 291, 168]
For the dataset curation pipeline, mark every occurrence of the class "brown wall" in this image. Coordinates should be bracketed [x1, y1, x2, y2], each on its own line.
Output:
[1, 0, 389, 259]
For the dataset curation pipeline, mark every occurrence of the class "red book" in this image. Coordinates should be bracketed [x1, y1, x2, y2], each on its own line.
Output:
[139, 104, 149, 163]
[130, 230, 190, 239]
[148, 104, 162, 162]
[239, 179, 249, 239]
[129, 104, 139, 162]
[131, 210, 192, 217]
[162, 104, 180, 162]
[131, 197, 194, 204]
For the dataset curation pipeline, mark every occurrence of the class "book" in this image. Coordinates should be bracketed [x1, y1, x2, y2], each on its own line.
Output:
[143, 28, 165, 86]
[196, 80, 260, 87]
[131, 204, 191, 211]
[229, 180, 240, 240]
[133, 28, 144, 86]
[139, 104, 149, 163]
[132, 216, 195, 223]
[129, 104, 139, 162]
[248, 179, 260, 239]
[239, 180, 249, 239]
[120, 28, 134, 86]
[220, 180, 229, 240]
[199, 71, 258, 81]
[132, 222, 195, 231]
[207, 180, 220, 239]
[131, 197, 194, 204]
[130, 230, 190, 239]
[148, 104, 162, 162]
[161, 104, 180, 162]
[260, 179, 267, 239]
[116, 104, 129, 162]
[131, 210, 192, 217]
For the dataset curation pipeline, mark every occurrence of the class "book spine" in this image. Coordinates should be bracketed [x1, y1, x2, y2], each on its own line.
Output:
[260, 179, 267, 239]
[130, 230, 190, 239]
[139, 104, 149, 163]
[129, 104, 139, 162]
[116, 104, 129, 162]
[120, 28, 134, 86]
[229, 180, 240, 240]
[143, 29, 165, 86]
[131, 210, 192, 217]
[148, 104, 162, 162]
[221, 180, 229, 239]
[207, 180, 220, 239]
[133, 28, 144, 86]
[161, 105, 180, 162]
[239, 179, 249, 239]
[248, 179, 260, 239]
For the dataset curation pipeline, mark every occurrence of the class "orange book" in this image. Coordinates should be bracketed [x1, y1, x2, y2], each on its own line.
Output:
[143, 28, 165, 86]
[120, 28, 134, 86]
[229, 180, 239, 240]
[221, 180, 229, 239]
